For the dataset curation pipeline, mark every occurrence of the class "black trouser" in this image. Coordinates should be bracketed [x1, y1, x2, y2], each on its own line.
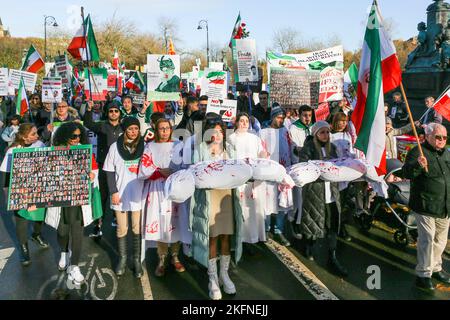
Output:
[94, 165, 109, 227]
[57, 207, 83, 265]
[14, 212, 43, 245]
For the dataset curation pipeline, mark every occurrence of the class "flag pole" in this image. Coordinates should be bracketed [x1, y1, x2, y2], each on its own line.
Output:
[81, 7, 93, 102]
[400, 82, 428, 172]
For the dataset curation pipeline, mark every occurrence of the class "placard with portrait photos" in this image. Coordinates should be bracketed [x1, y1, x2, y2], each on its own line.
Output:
[7, 145, 92, 211]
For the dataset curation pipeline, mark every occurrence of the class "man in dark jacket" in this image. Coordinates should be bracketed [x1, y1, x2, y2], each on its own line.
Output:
[84, 100, 123, 237]
[401, 123, 450, 290]
[388, 92, 409, 128]
[237, 89, 255, 114]
[252, 91, 270, 124]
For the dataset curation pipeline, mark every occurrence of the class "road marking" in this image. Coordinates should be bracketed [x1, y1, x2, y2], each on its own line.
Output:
[265, 239, 338, 300]
[0, 247, 14, 274]
[140, 265, 153, 300]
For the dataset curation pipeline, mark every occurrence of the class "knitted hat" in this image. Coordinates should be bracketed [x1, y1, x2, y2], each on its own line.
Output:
[106, 100, 121, 112]
[270, 103, 286, 119]
[121, 116, 140, 131]
[311, 120, 331, 137]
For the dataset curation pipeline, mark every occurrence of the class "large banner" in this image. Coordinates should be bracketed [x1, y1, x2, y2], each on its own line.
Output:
[206, 98, 237, 122]
[269, 67, 320, 108]
[200, 68, 228, 100]
[7, 145, 92, 211]
[41, 77, 63, 103]
[147, 54, 181, 101]
[83, 68, 108, 101]
[8, 69, 37, 94]
[232, 38, 259, 84]
[267, 45, 344, 103]
[0, 68, 8, 96]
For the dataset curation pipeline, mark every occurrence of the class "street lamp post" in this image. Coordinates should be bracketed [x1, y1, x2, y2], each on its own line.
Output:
[44, 15, 58, 62]
[197, 19, 209, 66]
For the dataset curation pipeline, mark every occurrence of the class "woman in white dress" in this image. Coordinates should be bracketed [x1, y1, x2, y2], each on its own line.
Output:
[139, 118, 190, 277]
[227, 113, 269, 244]
[103, 117, 145, 278]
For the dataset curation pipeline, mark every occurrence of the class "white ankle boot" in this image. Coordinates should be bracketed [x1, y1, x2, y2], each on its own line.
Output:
[207, 257, 222, 300]
[219, 255, 236, 294]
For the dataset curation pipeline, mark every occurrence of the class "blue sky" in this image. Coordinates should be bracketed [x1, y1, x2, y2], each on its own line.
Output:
[1, 0, 431, 58]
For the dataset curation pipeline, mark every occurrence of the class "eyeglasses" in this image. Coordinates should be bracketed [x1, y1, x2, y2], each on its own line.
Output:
[70, 134, 81, 140]
[435, 135, 448, 141]
[109, 109, 120, 114]
[158, 127, 171, 132]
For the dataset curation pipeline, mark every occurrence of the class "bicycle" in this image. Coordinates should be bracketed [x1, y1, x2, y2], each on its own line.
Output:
[37, 253, 118, 300]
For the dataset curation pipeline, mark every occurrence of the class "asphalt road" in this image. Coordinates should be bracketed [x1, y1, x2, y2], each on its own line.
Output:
[1, 195, 449, 300]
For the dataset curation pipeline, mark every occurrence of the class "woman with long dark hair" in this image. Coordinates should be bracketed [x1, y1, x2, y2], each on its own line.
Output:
[190, 116, 243, 300]
[103, 117, 145, 278]
[0, 123, 47, 266]
[46, 122, 97, 285]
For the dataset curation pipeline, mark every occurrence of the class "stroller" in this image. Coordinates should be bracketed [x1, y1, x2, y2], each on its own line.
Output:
[354, 158, 418, 247]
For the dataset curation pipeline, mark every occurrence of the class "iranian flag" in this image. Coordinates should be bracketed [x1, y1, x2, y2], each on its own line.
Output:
[125, 71, 146, 93]
[16, 77, 29, 117]
[351, 0, 402, 174]
[91, 154, 103, 221]
[228, 12, 243, 47]
[67, 14, 100, 62]
[21, 45, 44, 73]
[432, 87, 450, 121]
[344, 63, 359, 109]
[112, 48, 119, 70]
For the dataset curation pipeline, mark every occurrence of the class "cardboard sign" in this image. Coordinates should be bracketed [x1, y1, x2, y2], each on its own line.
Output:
[7, 145, 92, 211]
[83, 68, 108, 101]
[200, 68, 228, 100]
[147, 54, 181, 101]
[314, 102, 330, 121]
[0, 68, 8, 96]
[206, 98, 237, 122]
[231, 39, 259, 83]
[54, 55, 72, 89]
[129, 92, 146, 105]
[42, 77, 63, 103]
[269, 67, 320, 108]
[8, 69, 37, 94]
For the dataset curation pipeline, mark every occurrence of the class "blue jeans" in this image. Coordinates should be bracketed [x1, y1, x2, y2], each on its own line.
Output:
[265, 212, 287, 235]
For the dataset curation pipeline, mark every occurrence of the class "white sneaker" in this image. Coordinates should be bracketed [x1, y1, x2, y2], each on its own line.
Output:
[67, 265, 84, 284]
[58, 252, 70, 271]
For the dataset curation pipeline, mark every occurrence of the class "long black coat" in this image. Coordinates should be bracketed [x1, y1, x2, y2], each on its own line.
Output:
[400, 141, 450, 219]
[297, 136, 342, 239]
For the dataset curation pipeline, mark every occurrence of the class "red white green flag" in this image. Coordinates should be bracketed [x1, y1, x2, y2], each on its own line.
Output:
[91, 154, 103, 221]
[351, 0, 402, 174]
[432, 87, 450, 121]
[112, 48, 119, 70]
[67, 14, 100, 62]
[228, 13, 249, 47]
[125, 71, 145, 94]
[21, 45, 44, 73]
[16, 77, 29, 117]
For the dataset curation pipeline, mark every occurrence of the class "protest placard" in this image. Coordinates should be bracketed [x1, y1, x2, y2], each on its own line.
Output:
[129, 92, 146, 105]
[41, 77, 63, 103]
[147, 54, 181, 101]
[206, 98, 237, 122]
[269, 67, 320, 108]
[54, 55, 72, 89]
[0, 68, 8, 96]
[267, 45, 344, 103]
[83, 67, 108, 101]
[8, 69, 37, 94]
[235, 67, 263, 93]
[200, 68, 228, 100]
[314, 102, 331, 121]
[7, 145, 92, 211]
[232, 38, 259, 83]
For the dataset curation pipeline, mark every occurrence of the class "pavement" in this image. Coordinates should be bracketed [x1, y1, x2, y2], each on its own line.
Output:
[1, 192, 450, 300]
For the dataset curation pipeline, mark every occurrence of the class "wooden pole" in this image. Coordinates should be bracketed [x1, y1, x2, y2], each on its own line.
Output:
[400, 82, 428, 172]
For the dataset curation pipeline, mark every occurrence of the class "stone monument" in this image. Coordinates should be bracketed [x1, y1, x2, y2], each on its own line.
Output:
[403, 0, 450, 118]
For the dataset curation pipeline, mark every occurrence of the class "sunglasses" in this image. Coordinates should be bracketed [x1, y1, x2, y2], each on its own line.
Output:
[109, 109, 120, 114]
[70, 134, 81, 140]
[435, 135, 448, 141]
